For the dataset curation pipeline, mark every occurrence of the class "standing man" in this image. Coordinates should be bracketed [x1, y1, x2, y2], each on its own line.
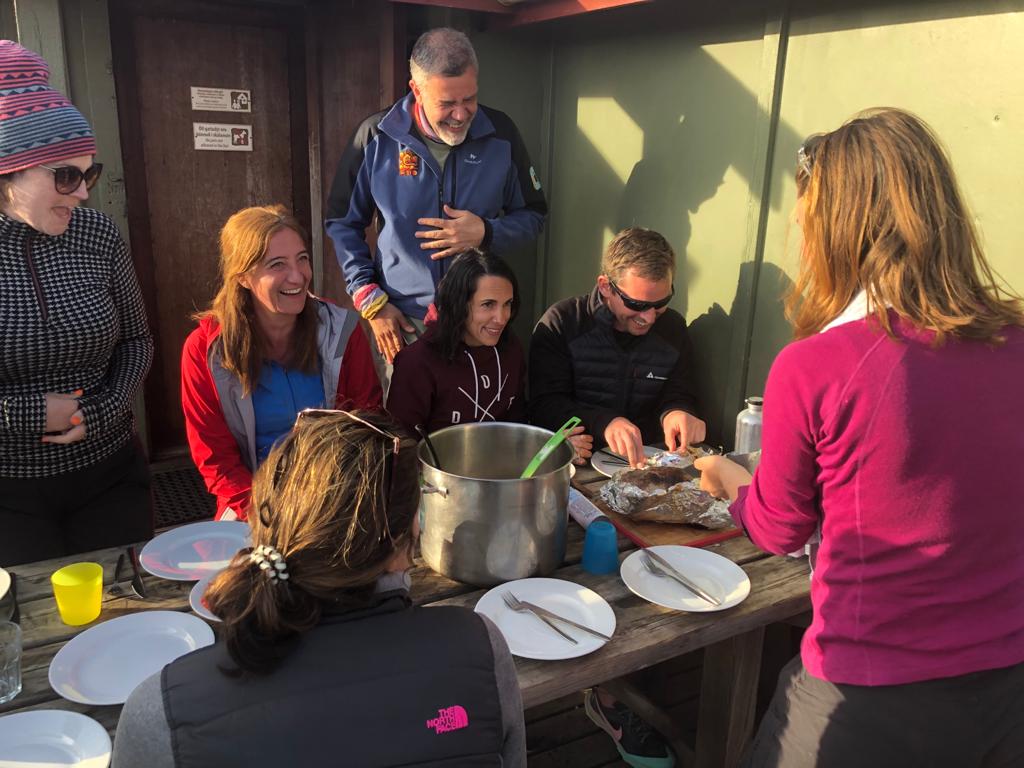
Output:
[530, 227, 705, 469]
[326, 27, 547, 386]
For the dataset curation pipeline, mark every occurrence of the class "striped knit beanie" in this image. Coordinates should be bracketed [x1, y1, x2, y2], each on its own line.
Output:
[0, 40, 95, 175]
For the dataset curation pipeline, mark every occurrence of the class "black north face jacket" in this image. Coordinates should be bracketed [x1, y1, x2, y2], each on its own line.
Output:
[162, 595, 505, 767]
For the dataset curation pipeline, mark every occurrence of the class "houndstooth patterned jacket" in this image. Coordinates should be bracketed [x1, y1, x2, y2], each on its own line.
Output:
[0, 207, 153, 477]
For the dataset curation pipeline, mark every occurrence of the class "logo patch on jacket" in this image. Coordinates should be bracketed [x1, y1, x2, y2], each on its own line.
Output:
[426, 705, 470, 734]
[464, 152, 482, 165]
[399, 148, 419, 176]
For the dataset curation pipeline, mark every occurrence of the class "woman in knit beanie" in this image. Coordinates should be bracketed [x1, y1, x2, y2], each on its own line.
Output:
[0, 40, 155, 565]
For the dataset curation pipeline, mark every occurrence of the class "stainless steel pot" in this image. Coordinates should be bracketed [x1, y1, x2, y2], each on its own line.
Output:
[418, 422, 573, 586]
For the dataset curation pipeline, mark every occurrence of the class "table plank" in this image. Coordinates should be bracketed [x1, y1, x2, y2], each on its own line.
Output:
[3, 508, 809, 768]
[428, 541, 809, 709]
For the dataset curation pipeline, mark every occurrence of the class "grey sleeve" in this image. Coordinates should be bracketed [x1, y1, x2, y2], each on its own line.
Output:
[481, 614, 526, 768]
[112, 671, 176, 768]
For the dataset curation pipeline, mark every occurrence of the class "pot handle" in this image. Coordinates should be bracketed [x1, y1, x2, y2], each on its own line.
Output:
[520, 416, 581, 479]
[420, 481, 448, 499]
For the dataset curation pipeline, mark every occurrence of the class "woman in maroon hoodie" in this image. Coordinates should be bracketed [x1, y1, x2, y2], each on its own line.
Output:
[388, 250, 592, 462]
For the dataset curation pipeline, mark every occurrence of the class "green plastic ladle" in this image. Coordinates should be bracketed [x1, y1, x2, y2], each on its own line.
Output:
[520, 417, 581, 479]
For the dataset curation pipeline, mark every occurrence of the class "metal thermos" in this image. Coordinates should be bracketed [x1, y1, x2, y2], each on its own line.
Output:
[735, 396, 764, 454]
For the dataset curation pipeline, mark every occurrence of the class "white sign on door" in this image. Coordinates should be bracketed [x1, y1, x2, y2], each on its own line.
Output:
[190, 86, 251, 113]
[193, 122, 253, 152]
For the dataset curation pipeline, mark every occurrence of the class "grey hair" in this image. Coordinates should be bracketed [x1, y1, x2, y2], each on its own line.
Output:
[409, 27, 478, 84]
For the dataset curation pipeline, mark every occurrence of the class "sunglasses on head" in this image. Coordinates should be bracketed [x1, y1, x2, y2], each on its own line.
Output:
[797, 134, 825, 179]
[295, 408, 416, 541]
[608, 280, 674, 312]
[39, 163, 103, 195]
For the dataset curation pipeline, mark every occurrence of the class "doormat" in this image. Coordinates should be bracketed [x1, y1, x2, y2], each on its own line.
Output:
[152, 464, 216, 528]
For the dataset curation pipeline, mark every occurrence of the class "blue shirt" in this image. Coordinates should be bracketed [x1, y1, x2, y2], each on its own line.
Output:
[252, 362, 325, 464]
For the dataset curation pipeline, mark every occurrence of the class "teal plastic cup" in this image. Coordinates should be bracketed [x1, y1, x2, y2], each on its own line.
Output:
[581, 519, 619, 575]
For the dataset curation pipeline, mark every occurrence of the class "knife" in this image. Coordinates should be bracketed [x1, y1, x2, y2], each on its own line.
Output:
[596, 450, 630, 465]
[644, 549, 722, 606]
[517, 600, 612, 641]
[128, 545, 148, 599]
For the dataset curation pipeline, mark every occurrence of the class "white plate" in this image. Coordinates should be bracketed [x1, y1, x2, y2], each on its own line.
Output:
[189, 573, 221, 622]
[0, 566, 9, 600]
[0, 710, 111, 767]
[475, 578, 615, 660]
[590, 446, 661, 478]
[140, 521, 249, 581]
[49, 611, 215, 705]
[621, 545, 750, 612]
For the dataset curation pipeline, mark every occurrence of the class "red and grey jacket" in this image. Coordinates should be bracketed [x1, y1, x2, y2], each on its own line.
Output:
[180, 299, 381, 520]
[325, 92, 547, 320]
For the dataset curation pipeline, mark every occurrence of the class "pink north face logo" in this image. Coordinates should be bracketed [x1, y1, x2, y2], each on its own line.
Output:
[426, 705, 470, 734]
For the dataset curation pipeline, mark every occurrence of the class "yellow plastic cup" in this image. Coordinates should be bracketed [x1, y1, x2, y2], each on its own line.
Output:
[51, 562, 103, 626]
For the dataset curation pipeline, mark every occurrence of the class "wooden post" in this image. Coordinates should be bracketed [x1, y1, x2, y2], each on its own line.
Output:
[695, 627, 766, 768]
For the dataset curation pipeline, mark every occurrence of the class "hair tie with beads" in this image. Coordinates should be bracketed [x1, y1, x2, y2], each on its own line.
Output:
[249, 544, 289, 583]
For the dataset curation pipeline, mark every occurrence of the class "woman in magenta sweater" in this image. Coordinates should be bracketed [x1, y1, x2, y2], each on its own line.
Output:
[698, 109, 1024, 767]
[388, 250, 592, 462]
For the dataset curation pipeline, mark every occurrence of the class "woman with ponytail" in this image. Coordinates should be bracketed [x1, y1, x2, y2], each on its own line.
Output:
[113, 409, 525, 766]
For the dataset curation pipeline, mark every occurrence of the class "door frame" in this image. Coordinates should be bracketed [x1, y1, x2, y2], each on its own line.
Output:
[108, 0, 312, 458]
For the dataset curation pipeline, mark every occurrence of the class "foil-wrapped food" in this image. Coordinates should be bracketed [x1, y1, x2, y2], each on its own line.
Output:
[599, 464, 733, 530]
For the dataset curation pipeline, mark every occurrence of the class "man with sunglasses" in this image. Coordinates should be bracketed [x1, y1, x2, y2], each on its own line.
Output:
[530, 227, 704, 471]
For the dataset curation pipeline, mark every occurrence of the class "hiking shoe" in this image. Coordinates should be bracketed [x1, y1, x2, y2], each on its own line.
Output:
[583, 688, 676, 768]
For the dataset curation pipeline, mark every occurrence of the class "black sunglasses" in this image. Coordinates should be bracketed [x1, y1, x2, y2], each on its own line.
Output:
[797, 134, 825, 179]
[608, 280, 674, 312]
[39, 163, 103, 195]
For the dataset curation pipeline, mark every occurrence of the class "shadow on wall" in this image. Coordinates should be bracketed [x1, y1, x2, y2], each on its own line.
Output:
[547, 38, 804, 303]
[688, 262, 795, 446]
[543, 35, 803, 442]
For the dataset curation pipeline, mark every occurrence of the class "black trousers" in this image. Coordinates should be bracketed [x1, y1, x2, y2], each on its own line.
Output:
[744, 655, 1024, 768]
[0, 439, 154, 566]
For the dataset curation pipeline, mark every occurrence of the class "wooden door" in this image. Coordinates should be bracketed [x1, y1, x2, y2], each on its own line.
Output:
[110, 0, 309, 457]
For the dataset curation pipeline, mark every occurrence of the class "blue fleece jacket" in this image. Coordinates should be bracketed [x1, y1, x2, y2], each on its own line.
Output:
[325, 92, 547, 319]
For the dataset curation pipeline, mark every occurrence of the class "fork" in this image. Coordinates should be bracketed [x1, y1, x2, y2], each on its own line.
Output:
[641, 551, 719, 606]
[501, 591, 578, 645]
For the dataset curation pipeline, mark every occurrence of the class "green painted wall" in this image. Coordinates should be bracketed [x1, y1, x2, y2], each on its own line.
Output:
[34, 0, 1024, 448]
[472, 0, 1024, 446]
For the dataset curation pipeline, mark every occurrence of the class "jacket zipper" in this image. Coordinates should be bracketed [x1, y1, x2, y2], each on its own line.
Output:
[436, 145, 459, 217]
[23, 235, 49, 325]
[449, 145, 458, 209]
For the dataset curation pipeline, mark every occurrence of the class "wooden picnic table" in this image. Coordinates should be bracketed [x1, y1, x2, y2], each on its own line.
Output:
[1, 464, 811, 768]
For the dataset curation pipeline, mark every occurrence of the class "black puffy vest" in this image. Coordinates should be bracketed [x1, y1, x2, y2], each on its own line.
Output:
[162, 596, 504, 767]
[568, 294, 682, 440]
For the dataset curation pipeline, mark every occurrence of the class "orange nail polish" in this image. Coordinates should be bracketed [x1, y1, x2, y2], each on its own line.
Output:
[71, 415, 82, 426]
[74, 389, 83, 396]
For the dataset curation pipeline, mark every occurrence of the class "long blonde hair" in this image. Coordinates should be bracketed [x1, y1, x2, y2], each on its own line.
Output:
[788, 108, 1024, 341]
[198, 204, 319, 394]
[205, 410, 420, 674]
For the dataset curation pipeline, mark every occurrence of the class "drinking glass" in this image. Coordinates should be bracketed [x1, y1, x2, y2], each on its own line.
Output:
[0, 621, 21, 704]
